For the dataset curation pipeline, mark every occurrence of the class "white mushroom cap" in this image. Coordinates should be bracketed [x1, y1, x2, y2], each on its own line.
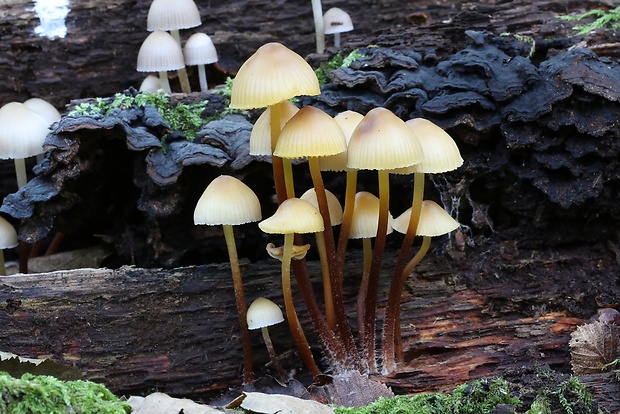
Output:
[23, 98, 61, 125]
[137, 31, 186, 72]
[349, 191, 393, 239]
[250, 100, 299, 156]
[147, 0, 201, 32]
[0, 216, 18, 249]
[300, 188, 343, 226]
[393, 200, 460, 237]
[247, 297, 284, 329]
[139, 75, 163, 93]
[194, 175, 261, 226]
[323, 8, 354, 35]
[0, 102, 49, 159]
[184, 33, 218, 65]
[258, 198, 324, 235]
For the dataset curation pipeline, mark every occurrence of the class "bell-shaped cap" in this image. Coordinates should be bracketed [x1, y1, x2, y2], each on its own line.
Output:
[393, 118, 463, 174]
[323, 8, 354, 34]
[140, 75, 163, 93]
[23, 98, 61, 125]
[247, 297, 284, 330]
[250, 100, 299, 156]
[393, 200, 459, 237]
[184, 33, 218, 65]
[259, 198, 324, 234]
[300, 188, 343, 226]
[0, 102, 49, 159]
[137, 31, 186, 72]
[349, 191, 393, 239]
[194, 175, 261, 226]
[147, 0, 201, 32]
[230, 43, 320, 110]
[347, 107, 424, 171]
[319, 110, 363, 172]
[0, 216, 18, 249]
[274, 106, 346, 159]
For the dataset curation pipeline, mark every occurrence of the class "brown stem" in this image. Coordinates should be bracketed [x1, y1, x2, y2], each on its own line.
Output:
[356, 237, 373, 342]
[261, 326, 289, 381]
[223, 225, 253, 384]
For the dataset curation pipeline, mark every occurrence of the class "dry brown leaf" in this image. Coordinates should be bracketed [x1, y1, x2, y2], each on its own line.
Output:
[569, 321, 620, 375]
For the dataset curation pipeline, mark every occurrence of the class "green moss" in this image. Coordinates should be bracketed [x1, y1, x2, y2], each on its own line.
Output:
[0, 371, 130, 413]
[559, 6, 620, 35]
[69, 90, 209, 142]
[315, 50, 367, 86]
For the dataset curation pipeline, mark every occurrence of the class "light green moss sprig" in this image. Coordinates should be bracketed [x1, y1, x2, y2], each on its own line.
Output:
[560, 6, 620, 35]
[315, 49, 367, 86]
[69, 90, 209, 142]
[0, 371, 130, 414]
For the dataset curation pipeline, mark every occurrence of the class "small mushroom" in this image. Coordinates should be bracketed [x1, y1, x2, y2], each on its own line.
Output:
[137, 30, 186, 94]
[323, 8, 353, 49]
[246, 297, 289, 381]
[184, 33, 218, 92]
[139, 75, 163, 93]
[0, 216, 18, 276]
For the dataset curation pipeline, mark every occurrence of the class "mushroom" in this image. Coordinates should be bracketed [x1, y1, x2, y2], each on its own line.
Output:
[0, 102, 50, 189]
[382, 118, 463, 373]
[183, 33, 218, 92]
[230, 42, 320, 204]
[348, 191, 393, 341]
[137, 30, 186, 94]
[249, 100, 299, 158]
[346, 107, 424, 371]
[0, 216, 18, 276]
[246, 297, 289, 381]
[300, 187, 343, 330]
[193, 175, 261, 384]
[23, 98, 61, 125]
[323, 8, 353, 48]
[139, 75, 163, 93]
[258, 198, 324, 380]
[147, 0, 201, 94]
[311, 0, 325, 53]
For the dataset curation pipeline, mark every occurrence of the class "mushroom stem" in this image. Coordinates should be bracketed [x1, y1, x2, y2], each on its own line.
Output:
[310, 0, 325, 53]
[222, 224, 254, 384]
[260, 326, 289, 381]
[336, 170, 358, 269]
[308, 158, 358, 362]
[269, 102, 288, 204]
[169, 29, 192, 94]
[382, 172, 425, 374]
[14, 158, 28, 189]
[314, 231, 335, 330]
[0, 250, 7, 276]
[333, 33, 341, 48]
[361, 169, 390, 372]
[158, 71, 172, 94]
[197, 64, 209, 92]
[281, 233, 321, 380]
[356, 237, 372, 341]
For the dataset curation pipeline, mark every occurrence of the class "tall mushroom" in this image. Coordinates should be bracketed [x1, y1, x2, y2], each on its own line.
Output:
[382, 117, 463, 373]
[137, 30, 186, 94]
[346, 107, 424, 371]
[323, 8, 353, 48]
[258, 198, 324, 380]
[147, 0, 201, 94]
[183, 33, 218, 92]
[193, 175, 261, 385]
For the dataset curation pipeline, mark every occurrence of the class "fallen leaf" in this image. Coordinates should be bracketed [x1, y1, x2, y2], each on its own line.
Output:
[240, 392, 335, 414]
[128, 392, 225, 414]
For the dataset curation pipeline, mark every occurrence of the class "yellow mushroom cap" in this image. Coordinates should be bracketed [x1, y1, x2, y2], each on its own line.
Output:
[259, 198, 324, 234]
[23, 98, 61, 125]
[137, 31, 185, 72]
[250, 100, 300, 156]
[347, 107, 424, 171]
[319, 110, 363, 172]
[349, 191, 394, 239]
[0, 216, 18, 249]
[193, 175, 261, 225]
[300, 188, 343, 226]
[403, 118, 463, 174]
[230, 43, 320, 110]
[274, 106, 346, 159]
[147, 0, 201, 32]
[184, 33, 218, 65]
[0, 102, 49, 159]
[247, 297, 284, 329]
[393, 200, 459, 237]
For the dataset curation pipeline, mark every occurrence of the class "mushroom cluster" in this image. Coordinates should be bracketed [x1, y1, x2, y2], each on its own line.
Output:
[137, 0, 219, 93]
[193, 41, 463, 381]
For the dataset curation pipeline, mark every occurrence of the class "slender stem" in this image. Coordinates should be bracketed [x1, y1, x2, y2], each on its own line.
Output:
[336, 170, 358, 274]
[269, 102, 288, 204]
[283, 158, 295, 199]
[282, 233, 321, 380]
[222, 225, 253, 384]
[0, 250, 6, 276]
[334, 33, 341, 48]
[356, 237, 372, 342]
[361, 169, 390, 372]
[158, 71, 172, 94]
[261, 326, 289, 381]
[382, 173, 425, 374]
[310, 0, 325, 53]
[14, 158, 27, 189]
[170, 29, 191, 94]
[315, 231, 335, 330]
[197, 64, 208, 92]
